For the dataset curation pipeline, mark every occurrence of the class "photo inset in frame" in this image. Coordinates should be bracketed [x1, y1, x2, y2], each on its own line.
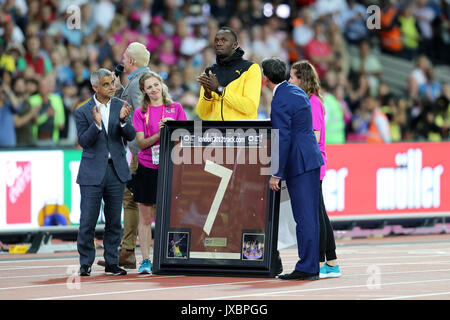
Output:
[242, 233, 265, 261]
[167, 231, 189, 259]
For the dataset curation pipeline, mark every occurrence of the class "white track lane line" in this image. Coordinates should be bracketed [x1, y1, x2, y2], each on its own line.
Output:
[28, 272, 450, 300]
[203, 278, 450, 300]
[1, 267, 450, 285]
[376, 291, 450, 300]
[34, 279, 277, 300]
[1, 252, 449, 270]
[0, 274, 184, 291]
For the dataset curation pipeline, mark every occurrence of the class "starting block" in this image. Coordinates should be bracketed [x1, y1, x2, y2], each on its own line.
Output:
[26, 232, 78, 254]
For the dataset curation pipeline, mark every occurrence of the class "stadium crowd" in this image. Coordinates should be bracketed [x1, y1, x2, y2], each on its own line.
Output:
[0, 0, 449, 148]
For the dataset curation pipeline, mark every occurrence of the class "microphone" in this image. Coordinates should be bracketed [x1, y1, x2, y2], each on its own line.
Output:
[114, 64, 124, 77]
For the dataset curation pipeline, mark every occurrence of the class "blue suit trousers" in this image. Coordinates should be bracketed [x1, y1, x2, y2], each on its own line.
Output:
[286, 168, 320, 274]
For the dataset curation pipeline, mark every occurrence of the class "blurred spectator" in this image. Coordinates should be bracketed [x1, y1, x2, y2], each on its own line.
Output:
[24, 36, 46, 75]
[2, 0, 28, 32]
[389, 97, 409, 142]
[339, 0, 369, 44]
[313, 0, 348, 22]
[412, 100, 444, 141]
[303, 20, 333, 79]
[350, 40, 382, 96]
[349, 106, 371, 142]
[170, 18, 188, 57]
[347, 73, 371, 112]
[251, 24, 286, 63]
[431, 0, 450, 64]
[72, 58, 90, 91]
[13, 77, 40, 147]
[179, 91, 200, 120]
[418, 67, 442, 101]
[0, 81, 20, 147]
[334, 83, 353, 133]
[380, 0, 403, 55]
[408, 54, 432, 99]
[322, 71, 346, 144]
[398, 3, 421, 60]
[249, 0, 267, 26]
[258, 86, 273, 120]
[146, 15, 166, 53]
[0, 42, 25, 73]
[159, 38, 177, 66]
[293, 7, 315, 48]
[0, 0, 448, 148]
[59, 80, 78, 144]
[167, 69, 188, 102]
[0, 17, 25, 45]
[365, 96, 392, 143]
[180, 22, 208, 56]
[211, 0, 233, 26]
[49, 46, 75, 87]
[415, 0, 436, 57]
[326, 22, 350, 76]
[235, 1, 251, 26]
[29, 75, 65, 146]
[434, 82, 450, 138]
[93, 0, 117, 31]
[206, 19, 220, 47]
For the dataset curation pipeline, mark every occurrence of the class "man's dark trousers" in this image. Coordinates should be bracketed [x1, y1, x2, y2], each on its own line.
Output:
[78, 162, 125, 267]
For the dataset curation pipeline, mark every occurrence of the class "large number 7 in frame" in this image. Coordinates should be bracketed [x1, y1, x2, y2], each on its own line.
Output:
[202, 160, 233, 236]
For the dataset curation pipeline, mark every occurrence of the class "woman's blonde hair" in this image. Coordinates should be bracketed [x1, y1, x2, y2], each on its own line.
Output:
[139, 71, 173, 113]
[291, 60, 323, 102]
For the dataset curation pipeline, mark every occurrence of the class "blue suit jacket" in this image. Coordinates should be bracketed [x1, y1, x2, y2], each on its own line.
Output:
[75, 96, 136, 185]
[271, 81, 323, 180]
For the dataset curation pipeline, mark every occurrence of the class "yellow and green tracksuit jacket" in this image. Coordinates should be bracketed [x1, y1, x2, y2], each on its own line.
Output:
[196, 48, 261, 120]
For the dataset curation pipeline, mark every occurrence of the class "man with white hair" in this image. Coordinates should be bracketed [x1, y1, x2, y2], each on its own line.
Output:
[98, 42, 151, 269]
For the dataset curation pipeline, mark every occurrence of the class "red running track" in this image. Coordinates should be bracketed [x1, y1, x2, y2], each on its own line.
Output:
[1, 234, 450, 300]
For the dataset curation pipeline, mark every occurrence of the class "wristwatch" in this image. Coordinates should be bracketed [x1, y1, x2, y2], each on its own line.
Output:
[216, 85, 224, 96]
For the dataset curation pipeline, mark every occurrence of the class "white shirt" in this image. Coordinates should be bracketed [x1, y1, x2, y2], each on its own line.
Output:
[93, 94, 111, 133]
[271, 80, 287, 179]
[93, 94, 114, 159]
[272, 80, 286, 97]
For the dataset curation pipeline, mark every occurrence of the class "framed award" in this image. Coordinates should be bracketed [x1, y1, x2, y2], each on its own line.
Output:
[152, 121, 280, 277]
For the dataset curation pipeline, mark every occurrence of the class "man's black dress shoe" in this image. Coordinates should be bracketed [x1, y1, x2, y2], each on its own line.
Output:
[79, 265, 91, 276]
[278, 270, 319, 280]
[105, 264, 127, 276]
[275, 250, 283, 275]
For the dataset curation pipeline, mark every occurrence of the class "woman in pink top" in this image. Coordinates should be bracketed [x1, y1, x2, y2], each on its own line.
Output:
[132, 71, 187, 274]
[289, 60, 341, 279]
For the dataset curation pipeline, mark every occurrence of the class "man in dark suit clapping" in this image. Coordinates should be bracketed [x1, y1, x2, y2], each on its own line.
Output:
[75, 68, 135, 276]
[262, 58, 323, 280]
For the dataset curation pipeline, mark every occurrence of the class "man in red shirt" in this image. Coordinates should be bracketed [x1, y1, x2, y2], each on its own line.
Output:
[303, 21, 333, 79]
[24, 36, 45, 75]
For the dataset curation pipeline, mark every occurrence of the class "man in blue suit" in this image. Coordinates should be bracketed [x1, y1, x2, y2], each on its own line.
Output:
[262, 58, 324, 280]
[75, 68, 136, 276]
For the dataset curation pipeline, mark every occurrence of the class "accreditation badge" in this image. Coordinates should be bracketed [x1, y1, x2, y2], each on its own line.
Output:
[151, 145, 160, 165]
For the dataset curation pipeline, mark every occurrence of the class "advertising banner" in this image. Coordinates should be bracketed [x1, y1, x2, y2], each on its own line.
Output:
[323, 141, 449, 220]
[1, 141, 449, 233]
[0, 151, 64, 230]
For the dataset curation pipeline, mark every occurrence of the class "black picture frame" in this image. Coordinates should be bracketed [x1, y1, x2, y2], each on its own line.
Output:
[152, 121, 280, 277]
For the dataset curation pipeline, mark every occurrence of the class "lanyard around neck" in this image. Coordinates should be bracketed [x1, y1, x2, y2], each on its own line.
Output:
[145, 105, 166, 128]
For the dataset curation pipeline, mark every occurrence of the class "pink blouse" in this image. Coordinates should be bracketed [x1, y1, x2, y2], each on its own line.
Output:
[133, 102, 187, 169]
[310, 94, 327, 180]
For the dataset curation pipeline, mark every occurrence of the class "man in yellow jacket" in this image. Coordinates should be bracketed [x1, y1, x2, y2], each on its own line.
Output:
[196, 27, 261, 120]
